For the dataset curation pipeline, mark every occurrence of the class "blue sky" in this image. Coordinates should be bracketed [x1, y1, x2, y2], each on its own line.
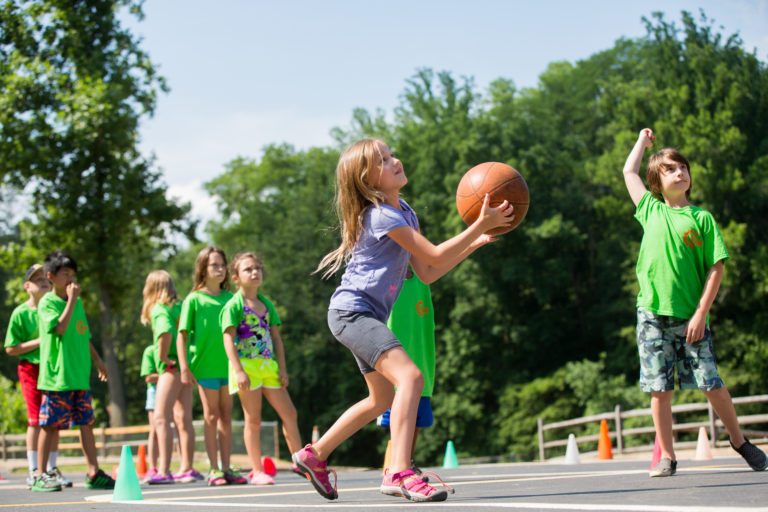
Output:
[122, 1, 768, 226]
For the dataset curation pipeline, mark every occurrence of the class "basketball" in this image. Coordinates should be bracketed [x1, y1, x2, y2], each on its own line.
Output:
[456, 162, 529, 235]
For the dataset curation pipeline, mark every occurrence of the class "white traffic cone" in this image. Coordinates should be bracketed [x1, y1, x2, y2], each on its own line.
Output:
[565, 433, 580, 464]
[695, 427, 712, 460]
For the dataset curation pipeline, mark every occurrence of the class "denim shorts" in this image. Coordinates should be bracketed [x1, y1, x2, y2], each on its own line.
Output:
[145, 384, 156, 411]
[636, 308, 724, 392]
[377, 396, 434, 428]
[328, 309, 402, 374]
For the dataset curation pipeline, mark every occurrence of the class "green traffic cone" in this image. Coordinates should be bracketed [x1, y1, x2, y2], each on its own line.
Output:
[112, 445, 143, 501]
[443, 440, 459, 469]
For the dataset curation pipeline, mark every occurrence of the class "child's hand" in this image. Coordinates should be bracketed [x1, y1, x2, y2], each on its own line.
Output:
[470, 233, 499, 250]
[685, 312, 707, 344]
[638, 128, 656, 148]
[95, 360, 108, 382]
[477, 194, 514, 232]
[279, 369, 290, 388]
[236, 369, 250, 391]
[161, 358, 177, 372]
[180, 367, 196, 386]
[66, 281, 81, 300]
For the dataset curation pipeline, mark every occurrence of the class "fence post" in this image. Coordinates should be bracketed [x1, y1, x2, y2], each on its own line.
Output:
[538, 417, 545, 461]
[615, 405, 624, 454]
[708, 402, 717, 447]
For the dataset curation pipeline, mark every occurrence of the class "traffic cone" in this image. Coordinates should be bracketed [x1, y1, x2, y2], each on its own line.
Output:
[113, 445, 143, 501]
[650, 434, 662, 469]
[564, 433, 580, 464]
[597, 420, 613, 460]
[136, 444, 147, 478]
[443, 440, 459, 469]
[311, 425, 319, 443]
[695, 427, 712, 460]
[382, 440, 392, 474]
[262, 456, 276, 476]
[112, 465, 119, 479]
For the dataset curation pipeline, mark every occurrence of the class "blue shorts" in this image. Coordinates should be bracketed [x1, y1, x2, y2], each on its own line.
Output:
[38, 390, 95, 429]
[377, 396, 433, 428]
[145, 385, 156, 411]
[197, 377, 229, 390]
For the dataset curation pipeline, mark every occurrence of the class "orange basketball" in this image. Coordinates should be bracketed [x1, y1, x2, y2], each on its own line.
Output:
[456, 162, 529, 235]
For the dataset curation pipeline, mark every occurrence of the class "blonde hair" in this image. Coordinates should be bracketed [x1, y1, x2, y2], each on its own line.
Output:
[647, 148, 692, 201]
[316, 139, 389, 278]
[193, 246, 230, 291]
[141, 270, 177, 325]
[230, 252, 265, 283]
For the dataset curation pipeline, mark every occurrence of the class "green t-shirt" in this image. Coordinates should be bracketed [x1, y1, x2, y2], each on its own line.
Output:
[140, 344, 158, 389]
[220, 290, 281, 360]
[37, 293, 92, 391]
[4, 302, 41, 364]
[635, 192, 730, 319]
[179, 290, 233, 380]
[151, 301, 181, 371]
[387, 274, 435, 397]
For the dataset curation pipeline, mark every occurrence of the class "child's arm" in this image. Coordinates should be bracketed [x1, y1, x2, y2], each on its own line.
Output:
[623, 128, 656, 206]
[54, 282, 80, 335]
[686, 260, 724, 344]
[176, 331, 196, 385]
[145, 372, 159, 384]
[4, 338, 41, 356]
[270, 325, 289, 388]
[389, 194, 513, 284]
[223, 326, 249, 391]
[156, 332, 175, 370]
[89, 341, 108, 382]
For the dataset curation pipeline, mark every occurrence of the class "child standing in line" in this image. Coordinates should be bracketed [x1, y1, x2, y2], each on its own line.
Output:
[221, 252, 303, 485]
[141, 270, 200, 484]
[623, 128, 768, 477]
[293, 139, 513, 502]
[139, 344, 160, 482]
[4, 264, 71, 489]
[33, 250, 114, 491]
[177, 247, 246, 486]
[377, 267, 436, 477]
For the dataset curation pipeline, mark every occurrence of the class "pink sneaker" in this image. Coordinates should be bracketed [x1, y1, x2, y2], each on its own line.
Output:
[141, 467, 158, 484]
[380, 469, 451, 502]
[173, 469, 198, 484]
[249, 471, 275, 485]
[292, 444, 337, 500]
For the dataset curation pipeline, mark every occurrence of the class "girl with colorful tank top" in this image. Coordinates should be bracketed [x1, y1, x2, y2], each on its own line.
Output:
[221, 252, 303, 485]
[177, 247, 246, 486]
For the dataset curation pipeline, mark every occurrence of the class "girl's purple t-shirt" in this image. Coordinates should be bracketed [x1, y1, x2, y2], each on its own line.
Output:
[329, 198, 419, 322]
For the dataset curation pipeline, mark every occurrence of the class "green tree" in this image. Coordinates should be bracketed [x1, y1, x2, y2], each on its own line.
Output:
[0, 0, 194, 426]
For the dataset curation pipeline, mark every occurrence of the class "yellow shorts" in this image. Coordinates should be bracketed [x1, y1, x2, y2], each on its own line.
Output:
[228, 358, 280, 394]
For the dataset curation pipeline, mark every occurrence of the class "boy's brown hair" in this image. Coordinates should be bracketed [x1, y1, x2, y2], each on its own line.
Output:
[646, 148, 691, 200]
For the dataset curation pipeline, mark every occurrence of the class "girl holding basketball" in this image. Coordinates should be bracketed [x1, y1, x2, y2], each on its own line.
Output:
[293, 139, 513, 502]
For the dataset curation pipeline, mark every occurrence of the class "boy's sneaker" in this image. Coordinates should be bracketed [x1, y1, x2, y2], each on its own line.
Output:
[731, 439, 768, 471]
[26, 469, 37, 488]
[380, 468, 450, 502]
[31, 472, 62, 492]
[292, 444, 337, 500]
[649, 457, 677, 477]
[224, 469, 247, 485]
[208, 469, 228, 486]
[49, 467, 73, 487]
[85, 468, 116, 489]
[148, 472, 175, 485]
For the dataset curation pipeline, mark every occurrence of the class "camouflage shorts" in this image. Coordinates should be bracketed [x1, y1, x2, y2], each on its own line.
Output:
[636, 308, 723, 392]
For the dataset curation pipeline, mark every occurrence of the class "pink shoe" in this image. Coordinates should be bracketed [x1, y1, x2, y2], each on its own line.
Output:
[224, 469, 247, 485]
[380, 469, 451, 502]
[292, 444, 337, 500]
[249, 471, 275, 485]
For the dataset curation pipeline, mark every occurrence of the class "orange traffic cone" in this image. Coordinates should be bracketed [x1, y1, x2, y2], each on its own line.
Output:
[597, 420, 613, 460]
[136, 444, 147, 478]
[650, 434, 661, 469]
[382, 440, 392, 475]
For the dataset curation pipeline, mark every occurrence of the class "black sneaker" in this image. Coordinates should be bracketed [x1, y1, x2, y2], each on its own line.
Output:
[649, 457, 677, 477]
[30, 472, 62, 492]
[731, 439, 768, 471]
[85, 468, 116, 489]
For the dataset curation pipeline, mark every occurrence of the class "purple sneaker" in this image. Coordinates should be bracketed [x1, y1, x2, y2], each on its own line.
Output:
[292, 444, 337, 500]
[173, 469, 198, 484]
[147, 472, 175, 485]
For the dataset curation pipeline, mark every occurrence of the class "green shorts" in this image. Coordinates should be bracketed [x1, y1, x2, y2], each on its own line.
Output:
[636, 308, 724, 392]
[228, 358, 281, 394]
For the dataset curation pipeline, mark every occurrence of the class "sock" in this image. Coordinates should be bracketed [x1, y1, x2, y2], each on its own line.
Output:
[48, 451, 58, 471]
[27, 450, 38, 472]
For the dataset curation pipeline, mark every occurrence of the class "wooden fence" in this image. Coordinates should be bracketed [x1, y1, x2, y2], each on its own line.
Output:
[538, 394, 768, 461]
[1, 420, 278, 462]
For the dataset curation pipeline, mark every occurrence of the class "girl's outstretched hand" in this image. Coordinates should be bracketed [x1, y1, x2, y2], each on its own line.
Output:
[470, 233, 498, 249]
[477, 194, 514, 232]
[639, 128, 655, 147]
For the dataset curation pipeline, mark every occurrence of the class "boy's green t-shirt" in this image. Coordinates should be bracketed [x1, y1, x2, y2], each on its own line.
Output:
[140, 344, 158, 389]
[386, 274, 435, 397]
[37, 293, 92, 391]
[4, 302, 41, 364]
[151, 301, 182, 371]
[634, 192, 730, 319]
[220, 289, 281, 360]
[179, 290, 233, 380]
